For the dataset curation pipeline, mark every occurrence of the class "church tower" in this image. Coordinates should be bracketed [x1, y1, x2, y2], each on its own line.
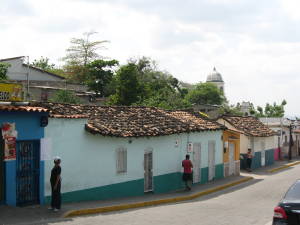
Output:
[206, 67, 224, 93]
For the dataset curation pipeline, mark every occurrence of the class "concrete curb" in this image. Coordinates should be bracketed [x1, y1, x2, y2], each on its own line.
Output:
[268, 161, 300, 173]
[63, 176, 253, 218]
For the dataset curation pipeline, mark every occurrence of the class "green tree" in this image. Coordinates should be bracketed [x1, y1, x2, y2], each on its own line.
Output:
[31, 57, 67, 78]
[0, 62, 10, 80]
[128, 57, 190, 109]
[86, 59, 118, 97]
[31, 56, 55, 70]
[109, 64, 140, 105]
[255, 100, 287, 117]
[185, 82, 225, 105]
[50, 90, 81, 104]
[219, 104, 244, 116]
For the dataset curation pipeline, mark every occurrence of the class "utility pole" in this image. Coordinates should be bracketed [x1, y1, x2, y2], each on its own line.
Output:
[288, 123, 293, 161]
[26, 56, 30, 101]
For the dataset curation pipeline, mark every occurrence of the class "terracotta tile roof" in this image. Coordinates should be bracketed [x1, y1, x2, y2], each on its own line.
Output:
[0, 105, 49, 113]
[85, 108, 224, 137]
[32, 102, 225, 137]
[31, 102, 88, 118]
[222, 115, 276, 137]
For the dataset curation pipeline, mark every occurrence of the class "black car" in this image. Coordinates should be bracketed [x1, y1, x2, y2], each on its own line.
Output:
[273, 180, 300, 225]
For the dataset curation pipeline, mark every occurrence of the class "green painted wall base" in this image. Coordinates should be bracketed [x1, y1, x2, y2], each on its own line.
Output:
[45, 166, 224, 204]
[45, 178, 145, 204]
[200, 167, 208, 184]
[215, 164, 224, 180]
[153, 172, 182, 193]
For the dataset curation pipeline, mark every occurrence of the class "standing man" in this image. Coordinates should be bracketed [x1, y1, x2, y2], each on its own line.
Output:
[246, 149, 253, 172]
[50, 156, 62, 211]
[182, 154, 193, 191]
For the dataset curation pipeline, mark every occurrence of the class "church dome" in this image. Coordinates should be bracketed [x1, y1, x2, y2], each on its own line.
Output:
[206, 67, 223, 82]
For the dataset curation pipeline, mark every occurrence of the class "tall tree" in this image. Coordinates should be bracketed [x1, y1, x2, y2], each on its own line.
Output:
[185, 82, 225, 105]
[64, 31, 108, 66]
[0, 62, 10, 80]
[63, 32, 109, 83]
[109, 64, 140, 106]
[86, 59, 119, 97]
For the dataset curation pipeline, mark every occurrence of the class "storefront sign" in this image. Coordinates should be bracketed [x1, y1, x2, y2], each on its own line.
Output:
[1, 123, 17, 161]
[0, 83, 23, 102]
[4, 137, 16, 161]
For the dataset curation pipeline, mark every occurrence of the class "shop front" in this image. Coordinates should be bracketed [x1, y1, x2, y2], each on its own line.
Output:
[0, 106, 48, 206]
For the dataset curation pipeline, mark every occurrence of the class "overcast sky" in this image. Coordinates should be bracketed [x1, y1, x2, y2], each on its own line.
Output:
[1, 0, 299, 116]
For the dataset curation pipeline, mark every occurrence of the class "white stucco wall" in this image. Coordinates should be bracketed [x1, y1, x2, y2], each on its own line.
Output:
[44, 118, 223, 195]
[253, 136, 276, 151]
[4, 58, 64, 81]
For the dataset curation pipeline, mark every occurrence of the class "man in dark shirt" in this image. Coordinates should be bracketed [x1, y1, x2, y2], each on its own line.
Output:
[50, 156, 61, 211]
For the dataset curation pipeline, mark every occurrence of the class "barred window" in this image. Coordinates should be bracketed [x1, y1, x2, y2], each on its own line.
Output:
[116, 147, 127, 174]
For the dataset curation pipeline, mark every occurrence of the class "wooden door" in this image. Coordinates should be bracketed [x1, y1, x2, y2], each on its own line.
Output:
[144, 151, 153, 192]
[208, 141, 215, 181]
[193, 143, 201, 183]
[229, 142, 235, 176]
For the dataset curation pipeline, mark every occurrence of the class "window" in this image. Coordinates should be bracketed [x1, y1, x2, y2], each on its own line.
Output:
[116, 147, 127, 174]
[284, 180, 300, 200]
[40, 90, 48, 102]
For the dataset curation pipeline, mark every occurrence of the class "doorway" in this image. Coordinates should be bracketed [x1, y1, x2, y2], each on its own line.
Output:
[228, 142, 235, 176]
[208, 141, 215, 181]
[193, 143, 201, 183]
[144, 151, 153, 192]
[261, 150, 266, 167]
[261, 141, 266, 167]
[16, 141, 40, 206]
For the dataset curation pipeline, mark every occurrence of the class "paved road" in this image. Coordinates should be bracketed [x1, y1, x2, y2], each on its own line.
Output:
[50, 165, 300, 225]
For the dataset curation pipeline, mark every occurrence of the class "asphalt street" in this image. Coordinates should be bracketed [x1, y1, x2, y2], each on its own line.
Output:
[48, 164, 300, 225]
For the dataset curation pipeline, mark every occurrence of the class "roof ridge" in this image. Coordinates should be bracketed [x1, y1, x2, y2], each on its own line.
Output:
[0, 56, 25, 62]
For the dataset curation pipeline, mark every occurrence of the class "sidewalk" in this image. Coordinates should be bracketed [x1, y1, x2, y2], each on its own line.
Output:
[0, 175, 252, 225]
[1, 158, 299, 225]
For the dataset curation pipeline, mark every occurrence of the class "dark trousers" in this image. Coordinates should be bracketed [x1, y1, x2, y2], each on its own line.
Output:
[51, 182, 61, 209]
[247, 158, 252, 170]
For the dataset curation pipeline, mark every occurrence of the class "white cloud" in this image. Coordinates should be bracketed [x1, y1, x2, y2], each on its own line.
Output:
[0, 0, 299, 115]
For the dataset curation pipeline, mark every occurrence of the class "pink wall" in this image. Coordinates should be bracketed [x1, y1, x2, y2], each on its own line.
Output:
[274, 148, 280, 160]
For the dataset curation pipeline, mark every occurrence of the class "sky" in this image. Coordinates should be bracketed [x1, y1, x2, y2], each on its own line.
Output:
[0, 0, 299, 116]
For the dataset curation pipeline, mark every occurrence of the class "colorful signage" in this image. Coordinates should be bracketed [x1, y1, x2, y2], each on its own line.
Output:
[1, 123, 17, 161]
[0, 83, 23, 102]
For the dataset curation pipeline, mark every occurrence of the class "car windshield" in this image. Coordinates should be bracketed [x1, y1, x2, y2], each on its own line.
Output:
[285, 181, 300, 201]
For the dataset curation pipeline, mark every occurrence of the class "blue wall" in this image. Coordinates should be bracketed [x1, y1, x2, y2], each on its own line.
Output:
[0, 111, 47, 206]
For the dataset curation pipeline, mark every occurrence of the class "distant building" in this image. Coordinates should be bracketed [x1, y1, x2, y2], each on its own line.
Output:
[206, 67, 224, 93]
[260, 117, 300, 159]
[0, 56, 105, 105]
[240, 101, 252, 116]
[0, 56, 65, 82]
